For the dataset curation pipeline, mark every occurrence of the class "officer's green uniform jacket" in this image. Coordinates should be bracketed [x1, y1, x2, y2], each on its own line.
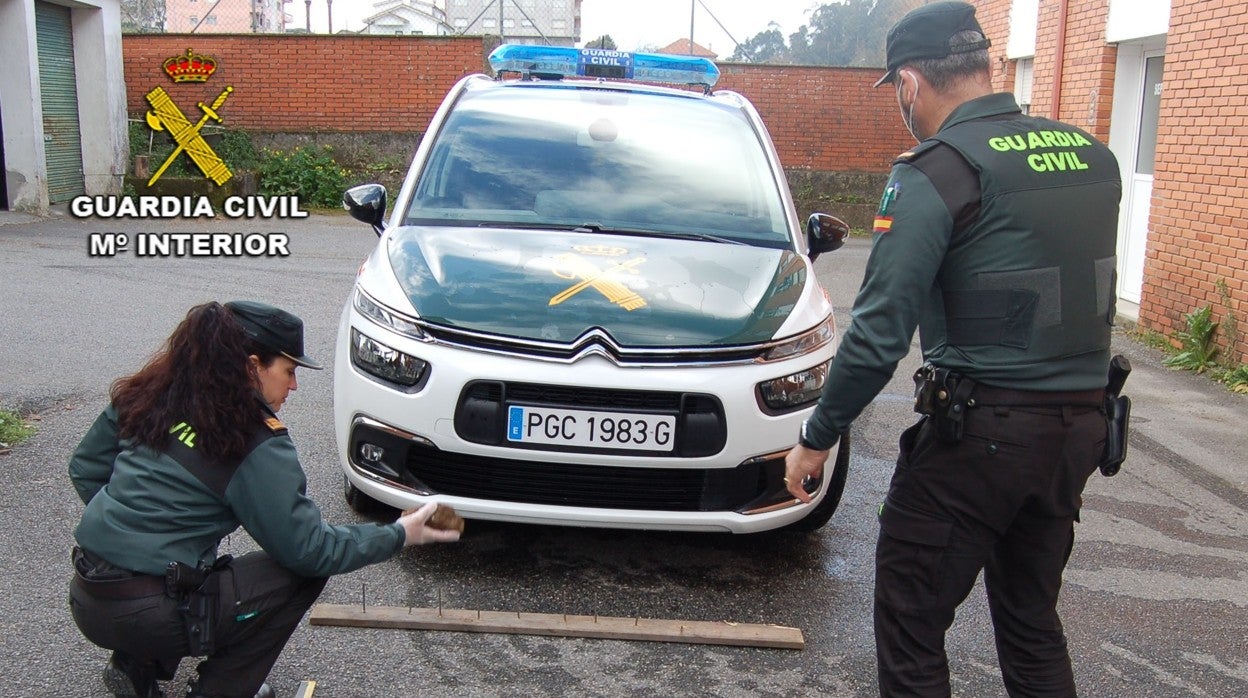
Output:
[805, 93, 1122, 449]
[70, 403, 405, 577]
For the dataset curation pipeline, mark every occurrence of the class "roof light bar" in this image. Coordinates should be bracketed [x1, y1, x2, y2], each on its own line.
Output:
[488, 44, 720, 88]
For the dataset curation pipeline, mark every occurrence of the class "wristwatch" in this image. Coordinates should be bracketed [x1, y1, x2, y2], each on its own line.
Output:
[799, 421, 820, 450]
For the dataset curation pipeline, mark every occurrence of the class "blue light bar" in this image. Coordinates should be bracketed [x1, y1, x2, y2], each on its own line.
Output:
[488, 44, 720, 88]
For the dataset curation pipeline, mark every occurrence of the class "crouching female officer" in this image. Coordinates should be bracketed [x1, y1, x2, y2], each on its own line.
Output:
[68, 301, 460, 698]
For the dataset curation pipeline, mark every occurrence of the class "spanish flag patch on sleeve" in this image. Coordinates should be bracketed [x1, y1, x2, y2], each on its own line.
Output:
[874, 180, 900, 234]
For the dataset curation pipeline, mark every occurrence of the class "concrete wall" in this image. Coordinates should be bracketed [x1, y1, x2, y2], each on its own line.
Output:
[0, 0, 127, 213]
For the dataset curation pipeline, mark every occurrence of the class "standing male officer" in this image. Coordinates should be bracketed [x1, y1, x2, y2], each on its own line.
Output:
[785, 2, 1122, 695]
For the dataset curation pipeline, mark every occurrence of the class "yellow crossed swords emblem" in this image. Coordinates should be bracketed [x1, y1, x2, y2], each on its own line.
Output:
[550, 250, 647, 311]
[144, 85, 234, 186]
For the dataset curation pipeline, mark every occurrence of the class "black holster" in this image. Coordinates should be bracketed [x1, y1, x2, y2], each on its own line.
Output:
[165, 555, 232, 656]
[1099, 355, 1133, 477]
[913, 364, 976, 444]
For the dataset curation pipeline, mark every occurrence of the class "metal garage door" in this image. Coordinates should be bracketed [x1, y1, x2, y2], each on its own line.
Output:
[36, 1, 84, 203]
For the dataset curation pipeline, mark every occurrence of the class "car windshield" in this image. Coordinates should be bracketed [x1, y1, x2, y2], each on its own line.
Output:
[405, 84, 791, 248]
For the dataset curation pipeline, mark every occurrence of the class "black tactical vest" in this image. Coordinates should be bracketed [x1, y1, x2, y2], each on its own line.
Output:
[925, 114, 1122, 390]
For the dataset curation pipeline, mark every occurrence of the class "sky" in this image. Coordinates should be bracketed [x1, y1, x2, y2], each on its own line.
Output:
[302, 1, 823, 56]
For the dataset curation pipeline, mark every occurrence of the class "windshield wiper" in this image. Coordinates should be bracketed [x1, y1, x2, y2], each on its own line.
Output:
[572, 223, 749, 246]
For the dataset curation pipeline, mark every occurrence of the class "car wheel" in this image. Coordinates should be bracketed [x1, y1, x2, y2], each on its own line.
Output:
[781, 430, 851, 533]
[344, 475, 396, 518]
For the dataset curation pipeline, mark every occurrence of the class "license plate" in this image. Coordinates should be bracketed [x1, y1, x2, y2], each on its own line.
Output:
[506, 405, 676, 452]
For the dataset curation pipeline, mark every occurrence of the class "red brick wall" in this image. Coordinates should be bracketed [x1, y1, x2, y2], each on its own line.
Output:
[1141, 0, 1248, 360]
[123, 35, 490, 132]
[123, 35, 912, 173]
[717, 64, 914, 172]
[1032, 0, 1116, 141]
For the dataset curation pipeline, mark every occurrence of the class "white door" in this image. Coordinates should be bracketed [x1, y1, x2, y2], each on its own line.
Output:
[1119, 52, 1164, 305]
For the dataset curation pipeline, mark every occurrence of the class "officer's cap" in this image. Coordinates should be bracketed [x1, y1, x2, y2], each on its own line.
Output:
[225, 300, 323, 370]
[873, 1, 991, 88]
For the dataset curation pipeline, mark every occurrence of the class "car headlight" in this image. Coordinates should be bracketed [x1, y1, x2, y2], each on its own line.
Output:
[762, 316, 834, 362]
[350, 328, 428, 387]
[354, 287, 426, 340]
[758, 361, 830, 411]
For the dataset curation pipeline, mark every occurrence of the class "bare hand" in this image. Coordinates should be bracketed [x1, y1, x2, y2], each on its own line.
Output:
[398, 503, 462, 546]
[785, 444, 830, 503]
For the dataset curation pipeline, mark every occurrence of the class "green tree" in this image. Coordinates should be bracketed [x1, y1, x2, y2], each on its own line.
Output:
[586, 34, 617, 50]
[120, 0, 166, 33]
[736, 0, 926, 67]
[729, 25, 791, 64]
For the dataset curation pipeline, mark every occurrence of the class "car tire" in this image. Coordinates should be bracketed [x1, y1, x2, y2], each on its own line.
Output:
[344, 475, 397, 518]
[780, 430, 851, 533]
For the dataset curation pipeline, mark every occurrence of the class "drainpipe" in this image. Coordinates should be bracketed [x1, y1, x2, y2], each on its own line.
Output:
[1051, 0, 1069, 120]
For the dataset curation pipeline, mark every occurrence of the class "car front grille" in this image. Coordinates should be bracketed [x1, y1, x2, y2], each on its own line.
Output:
[402, 443, 783, 512]
[406, 445, 709, 510]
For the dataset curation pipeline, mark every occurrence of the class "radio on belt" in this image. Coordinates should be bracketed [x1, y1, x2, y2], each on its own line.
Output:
[487, 44, 720, 89]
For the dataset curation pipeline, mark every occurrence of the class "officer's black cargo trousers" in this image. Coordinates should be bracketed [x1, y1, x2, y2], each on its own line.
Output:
[70, 550, 327, 697]
[874, 397, 1104, 698]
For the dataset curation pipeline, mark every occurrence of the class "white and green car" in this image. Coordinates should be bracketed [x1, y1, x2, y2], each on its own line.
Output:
[336, 45, 851, 533]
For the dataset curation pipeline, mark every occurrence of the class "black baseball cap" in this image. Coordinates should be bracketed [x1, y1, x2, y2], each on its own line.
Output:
[873, 1, 991, 88]
[226, 300, 323, 370]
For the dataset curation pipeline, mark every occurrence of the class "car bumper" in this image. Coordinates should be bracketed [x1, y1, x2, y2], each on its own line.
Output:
[333, 304, 841, 534]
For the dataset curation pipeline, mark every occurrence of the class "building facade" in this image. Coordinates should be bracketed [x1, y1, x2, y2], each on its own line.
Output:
[361, 0, 451, 35]
[978, 0, 1247, 362]
[447, 0, 580, 46]
[0, 0, 129, 212]
[162, 0, 290, 34]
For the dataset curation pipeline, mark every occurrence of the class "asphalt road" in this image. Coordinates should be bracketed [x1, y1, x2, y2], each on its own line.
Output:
[0, 211, 1244, 697]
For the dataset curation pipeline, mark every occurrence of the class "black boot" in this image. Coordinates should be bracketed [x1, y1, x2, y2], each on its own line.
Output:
[102, 652, 166, 698]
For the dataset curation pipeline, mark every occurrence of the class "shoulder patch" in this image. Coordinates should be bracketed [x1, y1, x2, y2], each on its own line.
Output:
[892, 139, 940, 165]
[264, 417, 288, 435]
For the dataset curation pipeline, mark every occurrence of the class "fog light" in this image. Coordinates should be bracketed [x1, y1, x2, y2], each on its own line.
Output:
[759, 361, 830, 410]
[359, 443, 385, 463]
[350, 327, 428, 387]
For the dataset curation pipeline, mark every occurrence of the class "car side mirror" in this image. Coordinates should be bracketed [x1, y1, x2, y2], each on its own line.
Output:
[806, 213, 849, 261]
[344, 184, 388, 236]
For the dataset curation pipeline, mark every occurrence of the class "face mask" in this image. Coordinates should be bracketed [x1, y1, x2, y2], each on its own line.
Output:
[897, 72, 921, 142]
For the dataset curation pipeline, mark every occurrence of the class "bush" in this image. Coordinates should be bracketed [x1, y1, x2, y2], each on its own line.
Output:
[1163, 305, 1219, 373]
[258, 145, 348, 208]
[1222, 365, 1248, 394]
[129, 121, 258, 180]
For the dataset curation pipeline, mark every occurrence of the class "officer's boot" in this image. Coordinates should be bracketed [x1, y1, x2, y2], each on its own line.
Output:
[102, 651, 166, 698]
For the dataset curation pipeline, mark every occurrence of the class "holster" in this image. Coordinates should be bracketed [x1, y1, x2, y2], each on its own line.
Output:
[1098, 354, 1133, 477]
[1100, 395, 1131, 476]
[165, 555, 232, 656]
[913, 364, 976, 444]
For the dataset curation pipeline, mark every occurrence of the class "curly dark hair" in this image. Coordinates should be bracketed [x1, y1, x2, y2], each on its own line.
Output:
[111, 302, 268, 463]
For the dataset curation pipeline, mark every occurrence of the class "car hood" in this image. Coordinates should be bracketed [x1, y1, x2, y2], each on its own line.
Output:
[383, 225, 809, 347]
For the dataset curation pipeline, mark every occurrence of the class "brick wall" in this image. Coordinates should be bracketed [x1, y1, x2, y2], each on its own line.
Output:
[1141, 0, 1248, 361]
[717, 64, 913, 173]
[123, 35, 912, 174]
[1032, 0, 1116, 141]
[123, 35, 491, 133]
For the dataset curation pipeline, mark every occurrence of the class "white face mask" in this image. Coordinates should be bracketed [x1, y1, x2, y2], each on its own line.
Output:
[897, 71, 921, 142]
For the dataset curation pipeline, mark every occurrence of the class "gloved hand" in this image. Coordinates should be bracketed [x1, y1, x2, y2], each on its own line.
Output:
[398, 503, 462, 546]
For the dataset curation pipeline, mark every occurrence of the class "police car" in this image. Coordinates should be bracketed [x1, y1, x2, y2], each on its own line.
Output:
[335, 44, 850, 533]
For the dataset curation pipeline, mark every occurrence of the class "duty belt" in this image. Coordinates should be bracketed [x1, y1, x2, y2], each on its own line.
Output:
[913, 363, 1104, 442]
[72, 546, 166, 599]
